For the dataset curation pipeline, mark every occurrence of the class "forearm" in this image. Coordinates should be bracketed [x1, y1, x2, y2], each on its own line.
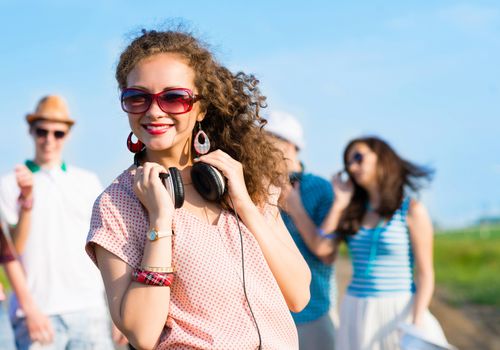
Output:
[3, 260, 37, 313]
[288, 205, 335, 258]
[320, 202, 345, 233]
[120, 284, 170, 349]
[238, 203, 311, 312]
[99, 220, 173, 349]
[121, 231, 172, 349]
[12, 206, 32, 253]
[412, 270, 434, 325]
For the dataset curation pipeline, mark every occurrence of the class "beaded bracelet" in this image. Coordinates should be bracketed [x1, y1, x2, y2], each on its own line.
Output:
[132, 269, 175, 287]
[18, 195, 33, 210]
[140, 265, 175, 273]
[317, 228, 337, 240]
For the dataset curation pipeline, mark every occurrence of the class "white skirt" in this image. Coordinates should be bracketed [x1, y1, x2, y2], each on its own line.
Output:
[336, 293, 448, 350]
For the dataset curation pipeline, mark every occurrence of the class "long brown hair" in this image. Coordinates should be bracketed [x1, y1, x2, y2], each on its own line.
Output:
[337, 136, 433, 237]
[116, 29, 286, 208]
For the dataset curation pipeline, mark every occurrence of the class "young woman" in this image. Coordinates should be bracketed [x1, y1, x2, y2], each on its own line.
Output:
[85, 29, 310, 349]
[320, 136, 448, 349]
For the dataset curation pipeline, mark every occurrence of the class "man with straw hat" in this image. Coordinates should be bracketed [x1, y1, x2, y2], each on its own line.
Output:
[0, 95, 115, 348]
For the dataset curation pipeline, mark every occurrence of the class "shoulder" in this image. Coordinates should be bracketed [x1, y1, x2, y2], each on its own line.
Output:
[0, 171, 18, 198]
[66, 165, 100, 182]
[302, 173, 331, 190]
[94, 169, 137, 210]
[407, 199, 428, 218]
[301, 173, 333, 206]
[406, 198, 432, 228]
[87, 169, 145, 268]
[0, 171, 16, 188]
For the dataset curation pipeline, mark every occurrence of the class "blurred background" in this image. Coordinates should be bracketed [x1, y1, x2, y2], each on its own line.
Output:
[1, 1, 499, 348]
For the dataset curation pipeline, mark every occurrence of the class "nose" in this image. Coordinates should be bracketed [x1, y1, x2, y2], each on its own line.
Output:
[146, 96, 167, 117]
[347, 161, 358, 171]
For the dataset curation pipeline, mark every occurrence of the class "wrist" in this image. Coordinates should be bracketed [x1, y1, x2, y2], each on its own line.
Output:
[332, 201, 348, 212]
[18, 195, 33, 211]
[19, 298, 38, 316]
[234, 199, 258, 218]
[149, 214, 172, 231]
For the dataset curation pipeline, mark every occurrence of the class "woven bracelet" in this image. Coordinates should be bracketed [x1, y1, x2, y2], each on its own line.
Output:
[132, 269, 174, 287]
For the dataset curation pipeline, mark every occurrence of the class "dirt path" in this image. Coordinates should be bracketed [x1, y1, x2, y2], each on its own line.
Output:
[332, 256, 500, 350]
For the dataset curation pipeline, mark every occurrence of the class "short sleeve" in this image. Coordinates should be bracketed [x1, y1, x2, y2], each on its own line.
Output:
[0, 226, 15, 264]
[85, 184, 148, 269]
[0, 173, 20, 226]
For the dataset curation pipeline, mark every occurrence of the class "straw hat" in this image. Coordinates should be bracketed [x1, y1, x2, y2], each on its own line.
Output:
[26, 95, 75, 126]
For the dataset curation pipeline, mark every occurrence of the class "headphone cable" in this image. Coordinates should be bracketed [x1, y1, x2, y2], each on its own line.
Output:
[229, 195, 262, 350]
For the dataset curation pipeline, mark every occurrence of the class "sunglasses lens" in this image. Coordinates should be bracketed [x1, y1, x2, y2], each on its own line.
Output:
[35, 128, 48, 138]
[54, 131, 66, 139]
[354, 152, 363, 163]
[121, 90, 151, 114]
[158, 89, 193, 114]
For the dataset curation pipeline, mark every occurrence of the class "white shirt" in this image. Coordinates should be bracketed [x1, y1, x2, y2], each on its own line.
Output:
[0, 164, 106, 316]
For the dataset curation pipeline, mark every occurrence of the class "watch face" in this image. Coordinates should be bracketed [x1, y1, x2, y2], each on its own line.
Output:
[148, 230, 157, 241]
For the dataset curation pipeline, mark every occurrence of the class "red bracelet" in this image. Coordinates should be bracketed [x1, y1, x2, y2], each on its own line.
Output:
[132, 269, 174, 287]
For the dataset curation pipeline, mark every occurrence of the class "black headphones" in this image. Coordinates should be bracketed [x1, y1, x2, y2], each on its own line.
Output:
[134, 152, 226, 208]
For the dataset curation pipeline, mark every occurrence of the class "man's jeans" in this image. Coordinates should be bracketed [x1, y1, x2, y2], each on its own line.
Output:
[0, 301, 16, 350]
[13, 308, 113, 350]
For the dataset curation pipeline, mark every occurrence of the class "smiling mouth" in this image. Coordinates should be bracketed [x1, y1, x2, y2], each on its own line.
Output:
[142, 124, 173, 135]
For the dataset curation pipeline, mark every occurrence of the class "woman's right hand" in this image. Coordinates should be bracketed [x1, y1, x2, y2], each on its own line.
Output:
[331, 171, 355, 210]
[133, 162, 174, 227]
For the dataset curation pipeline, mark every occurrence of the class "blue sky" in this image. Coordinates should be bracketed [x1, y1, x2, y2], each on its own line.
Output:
[1, 0, 499, 228]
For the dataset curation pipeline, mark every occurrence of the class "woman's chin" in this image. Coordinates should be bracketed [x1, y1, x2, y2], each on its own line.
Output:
[145, 139, 176, 152]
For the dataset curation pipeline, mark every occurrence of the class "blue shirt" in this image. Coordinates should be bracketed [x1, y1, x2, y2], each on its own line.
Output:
[346, 197, 416, 298]
[281, 173, 335, 324]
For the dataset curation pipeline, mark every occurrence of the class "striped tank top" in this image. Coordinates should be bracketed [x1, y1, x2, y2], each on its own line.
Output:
[346, 197, 416, 297]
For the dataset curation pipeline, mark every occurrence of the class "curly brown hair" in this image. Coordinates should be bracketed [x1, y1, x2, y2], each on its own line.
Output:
[337, 136, 434, 237]
[116, 29, 287, 208]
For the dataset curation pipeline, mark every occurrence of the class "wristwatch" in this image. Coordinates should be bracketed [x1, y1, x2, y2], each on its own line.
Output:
[147, 228, 173, 241]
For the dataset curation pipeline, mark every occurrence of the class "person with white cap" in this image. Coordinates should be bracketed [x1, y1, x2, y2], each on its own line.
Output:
[265, 111, 337, 350]
[0, 95, 117, 349]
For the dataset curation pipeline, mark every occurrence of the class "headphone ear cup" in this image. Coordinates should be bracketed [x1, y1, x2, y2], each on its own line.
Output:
[191, 162, 226, 202]
[168, 167, 185, 209]
[159, 168, 185, 209]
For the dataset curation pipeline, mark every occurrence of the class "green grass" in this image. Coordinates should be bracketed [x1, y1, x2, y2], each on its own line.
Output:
[434, 225, 500, 306]
[0, 267, 9, 292]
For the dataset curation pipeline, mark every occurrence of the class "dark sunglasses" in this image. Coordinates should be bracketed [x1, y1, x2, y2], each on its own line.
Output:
[347, 152, 364, 167]
[121, 87, 202, 115]
[34, 127, 67, 139]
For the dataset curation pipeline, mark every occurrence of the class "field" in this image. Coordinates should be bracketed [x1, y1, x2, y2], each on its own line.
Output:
[434, 225, 500, 306]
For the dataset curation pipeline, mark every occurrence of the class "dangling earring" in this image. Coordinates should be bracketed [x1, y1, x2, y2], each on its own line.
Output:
[127, 132, 145, 153]
[193, 122, 210, 155]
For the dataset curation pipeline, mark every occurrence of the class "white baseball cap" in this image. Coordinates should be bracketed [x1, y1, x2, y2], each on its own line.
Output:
[264, 110, 305, 149]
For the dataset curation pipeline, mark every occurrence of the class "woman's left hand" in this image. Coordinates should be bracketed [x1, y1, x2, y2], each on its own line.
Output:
[195, 150, 253, 210]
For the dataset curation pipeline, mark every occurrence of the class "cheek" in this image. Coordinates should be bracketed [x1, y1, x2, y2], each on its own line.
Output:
[364, 159, 378, 178]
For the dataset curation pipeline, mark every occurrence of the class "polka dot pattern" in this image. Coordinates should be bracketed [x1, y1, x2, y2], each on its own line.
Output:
[86, 169, 298, 349]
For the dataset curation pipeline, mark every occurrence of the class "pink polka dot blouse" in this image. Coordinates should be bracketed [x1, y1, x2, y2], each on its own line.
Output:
[86, 169, 298, 349]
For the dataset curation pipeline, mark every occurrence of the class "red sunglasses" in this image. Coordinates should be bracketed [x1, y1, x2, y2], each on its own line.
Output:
[121, 87, 202, 115]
